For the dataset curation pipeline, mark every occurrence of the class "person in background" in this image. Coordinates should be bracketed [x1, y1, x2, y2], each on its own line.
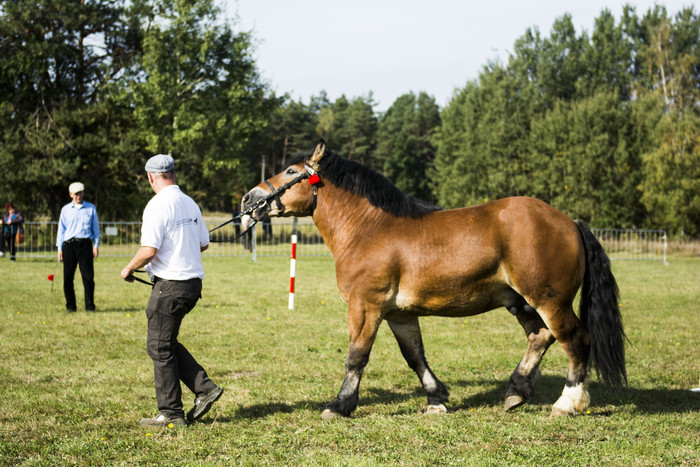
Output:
[121, 154, 223, 428]
[56, 182, 101, 312]
[1, 203, 24, 261]
[262, 215, 272, 241]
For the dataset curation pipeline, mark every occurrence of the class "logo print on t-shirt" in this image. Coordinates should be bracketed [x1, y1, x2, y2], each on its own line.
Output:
[176, 218, 198, 228]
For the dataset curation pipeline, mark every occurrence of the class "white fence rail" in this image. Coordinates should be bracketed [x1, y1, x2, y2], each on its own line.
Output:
[9, 222, 666, 263]
[12, 220, 329, 259]
[591, 228, 668, 264]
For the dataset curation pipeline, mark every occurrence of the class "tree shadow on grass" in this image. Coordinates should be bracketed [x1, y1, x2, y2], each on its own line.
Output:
[96, 302, 239, 313]
[91, 306, 143, 313]
[213, 400, 323, 422]
[445, 375, 700, 415]
[210, 388, 418, 422]
[360, 387, 419, 412]
[206, 375, 699, 422]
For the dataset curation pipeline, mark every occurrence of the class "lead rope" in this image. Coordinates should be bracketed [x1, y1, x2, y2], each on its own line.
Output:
[128, 269, 155, 287]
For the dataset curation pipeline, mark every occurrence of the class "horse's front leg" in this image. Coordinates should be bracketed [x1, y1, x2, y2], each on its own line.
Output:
[322, 302, 381, 419]
[387, 317, 449, 414]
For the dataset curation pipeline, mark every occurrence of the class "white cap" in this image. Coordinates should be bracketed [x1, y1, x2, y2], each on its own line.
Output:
[69, 182, 85, 194]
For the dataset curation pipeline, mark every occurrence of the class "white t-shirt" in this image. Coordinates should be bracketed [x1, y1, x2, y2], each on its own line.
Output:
[141, 185, 209, 280]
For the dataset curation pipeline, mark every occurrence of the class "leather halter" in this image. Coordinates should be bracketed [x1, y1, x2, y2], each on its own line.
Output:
[264, 180, 284, 212]
[259, 162, 320, 216]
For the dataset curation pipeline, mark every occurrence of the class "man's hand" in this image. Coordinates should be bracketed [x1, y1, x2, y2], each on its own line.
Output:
[120, 267, 135, 282]
[121, 246, 157, 283]
[57, 250, 63, 262]
[93, 247, 99, 259]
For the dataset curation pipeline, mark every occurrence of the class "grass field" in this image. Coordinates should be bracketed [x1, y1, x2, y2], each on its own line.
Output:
[1, 254, 698, 465]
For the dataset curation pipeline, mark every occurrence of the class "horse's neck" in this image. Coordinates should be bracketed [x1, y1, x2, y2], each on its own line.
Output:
[312, 184, 385, 256]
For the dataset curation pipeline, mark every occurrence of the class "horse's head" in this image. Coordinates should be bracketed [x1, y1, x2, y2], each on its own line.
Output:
[241, 140, 326, 220]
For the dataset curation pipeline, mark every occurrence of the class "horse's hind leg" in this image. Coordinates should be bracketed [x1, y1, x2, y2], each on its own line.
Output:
[387, 317, 449, 414]
[505, 302, 556, 411]
[539, 303, 591, 416]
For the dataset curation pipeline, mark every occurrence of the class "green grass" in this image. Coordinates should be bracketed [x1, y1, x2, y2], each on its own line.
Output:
[1, 255, 698, 465]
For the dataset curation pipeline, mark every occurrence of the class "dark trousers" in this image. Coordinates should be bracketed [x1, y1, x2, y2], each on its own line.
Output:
[146, 278, 217, 419]
[62, 238, 95, 310]
[3, 230, 17, 260]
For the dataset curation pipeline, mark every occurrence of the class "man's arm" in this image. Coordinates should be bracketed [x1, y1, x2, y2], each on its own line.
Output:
[198, 210, 210, 253]
[56, 209, 66, 261]
[120, 246, 158, 281]
[91, 205, 101, 248]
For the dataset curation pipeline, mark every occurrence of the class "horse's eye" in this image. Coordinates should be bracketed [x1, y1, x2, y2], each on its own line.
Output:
[286, 168, 297, 175]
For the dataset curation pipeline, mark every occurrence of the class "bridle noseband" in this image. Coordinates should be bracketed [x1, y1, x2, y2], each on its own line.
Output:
[261, 161, 320, 216]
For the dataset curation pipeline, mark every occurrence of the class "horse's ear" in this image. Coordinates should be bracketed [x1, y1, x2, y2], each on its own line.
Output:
[310, 139, 326, 163]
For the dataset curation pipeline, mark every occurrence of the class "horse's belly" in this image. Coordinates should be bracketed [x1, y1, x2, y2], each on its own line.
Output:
[392, 282, 516, 318]
[388, 303, 494, 319]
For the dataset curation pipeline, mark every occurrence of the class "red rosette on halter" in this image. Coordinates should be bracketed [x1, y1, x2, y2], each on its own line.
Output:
[308, 173, 320, 185]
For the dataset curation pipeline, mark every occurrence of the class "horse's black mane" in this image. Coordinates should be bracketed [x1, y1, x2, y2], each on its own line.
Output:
[287, 150, 441, 218]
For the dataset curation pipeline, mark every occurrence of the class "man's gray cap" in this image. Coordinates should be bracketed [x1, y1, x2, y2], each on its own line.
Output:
[145, 154, 175, 173]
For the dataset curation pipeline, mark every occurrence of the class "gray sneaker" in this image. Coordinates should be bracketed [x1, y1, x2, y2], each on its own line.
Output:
[139, 413, 187, 427]
[187, 386, 224, 422]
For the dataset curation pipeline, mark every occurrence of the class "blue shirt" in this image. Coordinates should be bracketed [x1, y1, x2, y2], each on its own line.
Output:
[56, 201, 101, 250]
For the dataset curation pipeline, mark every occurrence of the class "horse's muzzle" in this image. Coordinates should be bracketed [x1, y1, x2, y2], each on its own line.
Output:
[241, 187, 273, 220]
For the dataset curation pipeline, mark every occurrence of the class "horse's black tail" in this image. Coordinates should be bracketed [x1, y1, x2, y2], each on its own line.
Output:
[575, 220, 627, 387]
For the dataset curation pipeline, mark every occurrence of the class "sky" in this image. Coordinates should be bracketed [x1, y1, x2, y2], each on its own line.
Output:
[224, 0, 693, 111]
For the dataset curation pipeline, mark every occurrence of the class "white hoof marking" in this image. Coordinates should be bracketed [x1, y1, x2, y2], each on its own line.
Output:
[425, 404, 448, 415]
[321, 409, 342, 420]
[552, 383, 590, 415]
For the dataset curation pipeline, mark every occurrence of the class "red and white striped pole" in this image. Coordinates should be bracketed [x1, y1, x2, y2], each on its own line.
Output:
[289, 234, 297, 310]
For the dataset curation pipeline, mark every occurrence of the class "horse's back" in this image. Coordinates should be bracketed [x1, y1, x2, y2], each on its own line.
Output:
[419, 196, 581, 263]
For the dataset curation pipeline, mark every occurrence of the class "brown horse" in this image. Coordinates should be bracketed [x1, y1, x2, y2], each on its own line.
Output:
[242, 140, 626, 418]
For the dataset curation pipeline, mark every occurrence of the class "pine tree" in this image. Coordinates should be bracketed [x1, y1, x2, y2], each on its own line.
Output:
[376, 92, 440, 202]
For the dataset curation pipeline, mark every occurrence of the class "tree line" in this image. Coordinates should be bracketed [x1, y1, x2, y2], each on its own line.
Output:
[1, 1, 698, 237]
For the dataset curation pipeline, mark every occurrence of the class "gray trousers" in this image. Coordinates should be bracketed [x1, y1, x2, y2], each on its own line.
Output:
[146, 278, 217, 418]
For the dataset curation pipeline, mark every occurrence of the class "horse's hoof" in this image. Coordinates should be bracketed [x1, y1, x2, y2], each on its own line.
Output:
[321, 409, 343, 420]
[504, 395, 526, 411]
[425, 404, 448, 415]
[550, 407, 574, 417]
